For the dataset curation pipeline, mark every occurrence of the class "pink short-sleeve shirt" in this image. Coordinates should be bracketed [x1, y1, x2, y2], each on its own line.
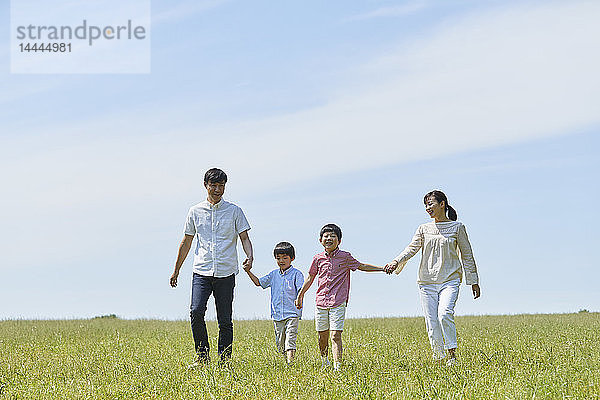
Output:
[309, 248, 362, 308]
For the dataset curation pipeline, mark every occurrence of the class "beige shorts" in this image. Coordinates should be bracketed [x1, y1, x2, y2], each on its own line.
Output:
[273, 317, 299, 352]
[315, 304, 347, 332]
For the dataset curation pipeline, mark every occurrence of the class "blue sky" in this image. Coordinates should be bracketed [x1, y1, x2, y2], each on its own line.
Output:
[1, 0, 599, 320]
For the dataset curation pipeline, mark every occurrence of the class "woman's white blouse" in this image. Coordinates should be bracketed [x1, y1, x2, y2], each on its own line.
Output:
[393, 221, 479, 285]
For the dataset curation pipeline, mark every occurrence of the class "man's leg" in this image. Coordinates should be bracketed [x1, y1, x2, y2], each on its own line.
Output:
[190, 274, 213, 361]
[214, 274, 235, 360]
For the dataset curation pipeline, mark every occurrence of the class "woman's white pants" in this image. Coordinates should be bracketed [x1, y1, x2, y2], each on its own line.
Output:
[418, 278, 460, 360]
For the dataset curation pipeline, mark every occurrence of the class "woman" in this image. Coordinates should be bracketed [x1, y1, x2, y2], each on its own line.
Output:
[384, 190, 481, 365]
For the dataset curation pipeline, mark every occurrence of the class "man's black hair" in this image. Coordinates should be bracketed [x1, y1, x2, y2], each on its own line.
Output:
[319, 223, 342, 240]
[273, 242, 295, 259]
[204, 168, 228, 184]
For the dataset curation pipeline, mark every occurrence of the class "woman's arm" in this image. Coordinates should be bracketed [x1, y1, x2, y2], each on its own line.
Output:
[457, 223, 479, 285]
[384, 227, 423, 274]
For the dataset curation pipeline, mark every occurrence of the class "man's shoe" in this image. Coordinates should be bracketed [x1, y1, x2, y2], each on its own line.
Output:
[218, 355, 234, 370]
[187, 355, 210, 369]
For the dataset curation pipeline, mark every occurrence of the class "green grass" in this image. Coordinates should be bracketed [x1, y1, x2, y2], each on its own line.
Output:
[1, 313, 599, 399]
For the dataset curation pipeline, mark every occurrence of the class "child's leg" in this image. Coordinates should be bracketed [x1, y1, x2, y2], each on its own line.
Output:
[315, 307, 330, 359]
[329, 304, 346, 370]
[273, 320, 286, 354]
[447, 348, 456, 359]
[331, 330, 343, 368]
[418, 283, 445, 360]
[284, 318, 299, 364]
[318, 330, 329, 357]
[286, 349, 295, 363]
[438, 279, 460, 357]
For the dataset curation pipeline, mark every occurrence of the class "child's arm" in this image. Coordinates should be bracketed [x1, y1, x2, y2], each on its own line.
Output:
[358, 263, 384, 272]
[295, 273, 316, 309]
[243, 264, 261, 287]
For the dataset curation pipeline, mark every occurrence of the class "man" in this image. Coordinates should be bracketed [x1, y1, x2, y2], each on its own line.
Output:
[170, 168, 253, 366]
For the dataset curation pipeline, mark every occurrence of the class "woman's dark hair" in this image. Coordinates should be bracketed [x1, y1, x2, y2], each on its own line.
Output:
[273, 242, 295, 259]
[320, 223, 342, 240]
[424, 190, 458, 221]
[204, 168, 228, 184]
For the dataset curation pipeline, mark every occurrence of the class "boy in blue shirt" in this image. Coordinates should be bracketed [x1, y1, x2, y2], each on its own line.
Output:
[244, 242, 304, 364]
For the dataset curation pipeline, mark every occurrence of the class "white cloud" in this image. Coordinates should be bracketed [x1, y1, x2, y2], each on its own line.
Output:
[2, 0, 599, 270]
[155, 0, 600, 189]
[346, 1, 428, 21]
[152, 0, 230, 25]
[5, 1, 600, 192]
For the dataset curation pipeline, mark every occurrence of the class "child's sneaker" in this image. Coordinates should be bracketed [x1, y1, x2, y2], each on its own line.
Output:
[321, 356, 330, 369]
[445, 357, 458, 367]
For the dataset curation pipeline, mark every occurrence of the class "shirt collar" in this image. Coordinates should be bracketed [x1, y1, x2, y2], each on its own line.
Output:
[204, 199, 224, 209]
[279, 266, 293, 275]
[325, 248, 340, 257]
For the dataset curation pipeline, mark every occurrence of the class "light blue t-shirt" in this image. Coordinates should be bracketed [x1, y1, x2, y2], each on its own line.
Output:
[259, 266, 304, 321]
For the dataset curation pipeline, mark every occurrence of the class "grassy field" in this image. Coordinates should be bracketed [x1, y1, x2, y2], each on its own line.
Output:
[1, 313, 599, 399]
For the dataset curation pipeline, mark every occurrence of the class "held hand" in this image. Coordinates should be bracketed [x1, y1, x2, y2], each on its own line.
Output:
[384, 261, 398, 274]
[170, 272, 179, 288]
[295, 296, 303, 309]
[472, 284, 481, 299]
[242, 257, 253, 270]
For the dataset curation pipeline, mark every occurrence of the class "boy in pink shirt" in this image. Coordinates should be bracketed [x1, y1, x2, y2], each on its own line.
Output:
[295, 223, 384, 371]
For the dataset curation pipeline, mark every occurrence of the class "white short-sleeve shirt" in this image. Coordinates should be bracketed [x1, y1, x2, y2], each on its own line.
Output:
[184, 199, 251, 277]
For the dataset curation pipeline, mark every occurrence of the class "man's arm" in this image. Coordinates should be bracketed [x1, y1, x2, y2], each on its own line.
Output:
[170, 234, 194, 287]
[239, 230, 254, 269]
[295, 273, 316, 309]
[358, 263, 384, 272]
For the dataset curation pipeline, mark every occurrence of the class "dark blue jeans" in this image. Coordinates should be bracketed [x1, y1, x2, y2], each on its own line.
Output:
[190, 273, 235, 360]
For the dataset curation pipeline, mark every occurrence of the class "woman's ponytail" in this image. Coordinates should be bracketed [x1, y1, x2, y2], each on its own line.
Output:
[446, 204, 457, 221]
